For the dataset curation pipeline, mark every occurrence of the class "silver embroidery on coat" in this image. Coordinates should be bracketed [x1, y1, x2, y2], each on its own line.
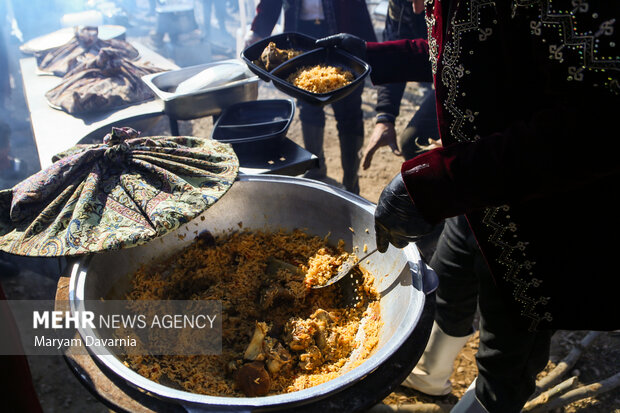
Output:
[437, 0, 557, 330]
[440, 0, 495, 143]
[513, 0, 620, 93]
[482, 206, 553, 331]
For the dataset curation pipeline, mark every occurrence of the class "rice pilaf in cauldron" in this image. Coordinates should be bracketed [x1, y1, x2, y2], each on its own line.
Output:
[121, 229, 381, 396]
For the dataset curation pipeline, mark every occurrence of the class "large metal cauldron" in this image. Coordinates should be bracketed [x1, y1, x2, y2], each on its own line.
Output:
[68, 175, 436, 412]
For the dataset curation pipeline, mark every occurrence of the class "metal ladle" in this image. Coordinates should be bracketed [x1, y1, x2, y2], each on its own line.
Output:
[266, 247, 379, 289]
[313, 247, 379, 289]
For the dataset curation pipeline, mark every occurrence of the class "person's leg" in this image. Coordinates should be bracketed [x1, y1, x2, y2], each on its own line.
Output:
[201, 0, 213, 39]
[441, 217, 552, 412]
[0, 122, 28, 182]
[295, 20, 331, 181]
[402, 216, 477, 394]
[408, 215, 552, 410]
[298, 100, 327, 179]
[433, 216, 480, 336]
[332, 85, 364, 194]
[400, 89, 439, 160]
[0, 28, 9, 112]
[473, 261, 552, 412]
[213, 0, 230, 33]
[0, 123, 11, 172]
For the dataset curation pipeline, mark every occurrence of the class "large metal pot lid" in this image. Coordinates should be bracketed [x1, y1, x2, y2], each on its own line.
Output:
[19, 25, 128, 55]
[0, 127, 239, 257]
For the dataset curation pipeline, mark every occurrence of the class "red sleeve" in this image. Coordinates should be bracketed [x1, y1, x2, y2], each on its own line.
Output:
[250, 0, 283, 38]
[366, 39, 433, 84]
[401, 101, 620, 223]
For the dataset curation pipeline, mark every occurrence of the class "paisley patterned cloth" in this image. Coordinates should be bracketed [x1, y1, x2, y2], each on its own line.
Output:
[0, 127, 239, 257]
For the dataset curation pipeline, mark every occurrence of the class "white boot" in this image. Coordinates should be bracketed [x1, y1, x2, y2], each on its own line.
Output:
[402, 321, 472, 396]
[450, 378, 489, 413]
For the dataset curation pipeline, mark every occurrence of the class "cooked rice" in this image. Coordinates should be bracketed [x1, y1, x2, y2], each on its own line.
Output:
[287, 65, 354, 93]
[121, 229, 381, 396]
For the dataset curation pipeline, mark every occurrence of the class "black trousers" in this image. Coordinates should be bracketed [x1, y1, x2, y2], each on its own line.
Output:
[295, 19, 365, 135]
[295, 20, 365, 194]
[429, 216, 552, 413]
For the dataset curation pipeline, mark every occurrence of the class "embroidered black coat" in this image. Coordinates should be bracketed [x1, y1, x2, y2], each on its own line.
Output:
[366, 0, 619, 331]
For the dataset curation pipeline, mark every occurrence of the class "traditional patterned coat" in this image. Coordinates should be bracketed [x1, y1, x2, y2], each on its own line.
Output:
[366, 0, 619, 331]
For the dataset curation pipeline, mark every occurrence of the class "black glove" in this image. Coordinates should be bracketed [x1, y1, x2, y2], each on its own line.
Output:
[315, 33, 367, 60]
[374, 173, 437, 253]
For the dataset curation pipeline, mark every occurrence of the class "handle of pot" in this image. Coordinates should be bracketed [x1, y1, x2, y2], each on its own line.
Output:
[419, 260, 438, 295]
[407, 258, 438, 295]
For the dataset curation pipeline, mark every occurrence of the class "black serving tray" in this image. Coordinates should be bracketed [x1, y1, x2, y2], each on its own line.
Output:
[211, 99, 295, 158]
[270, 47, 371, 106]
[241, 32, 318, 82]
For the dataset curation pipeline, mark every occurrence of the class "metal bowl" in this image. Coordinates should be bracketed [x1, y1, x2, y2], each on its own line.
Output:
[68, 175, 436, 412]
[141, 60, 259, 120]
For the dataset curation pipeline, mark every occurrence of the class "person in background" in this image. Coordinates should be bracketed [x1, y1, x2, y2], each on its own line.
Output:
[245, 0, 377, 195]
[0, 0, 11, 113]
[0, 123, 28, 182]
[363, 0, 439, 170]
[0, 6, 42, 406]
[227, 0, 238, 14]
[365, 3, 460, 396]
[0, 1, 27, 183]
[317, 0, 620, 411]
[199, 0, 234, 46]
[367, 0, 450, 398]
[363, 0, 444, 263]
[121, 0, 138, 14]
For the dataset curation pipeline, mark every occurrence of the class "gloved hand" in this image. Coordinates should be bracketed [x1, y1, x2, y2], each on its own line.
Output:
[375, 173, 437, 252]
[315, 33, 367, 60]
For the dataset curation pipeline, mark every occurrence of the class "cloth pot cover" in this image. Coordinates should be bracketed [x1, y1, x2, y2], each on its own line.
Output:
[0, 127, 239, 257]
